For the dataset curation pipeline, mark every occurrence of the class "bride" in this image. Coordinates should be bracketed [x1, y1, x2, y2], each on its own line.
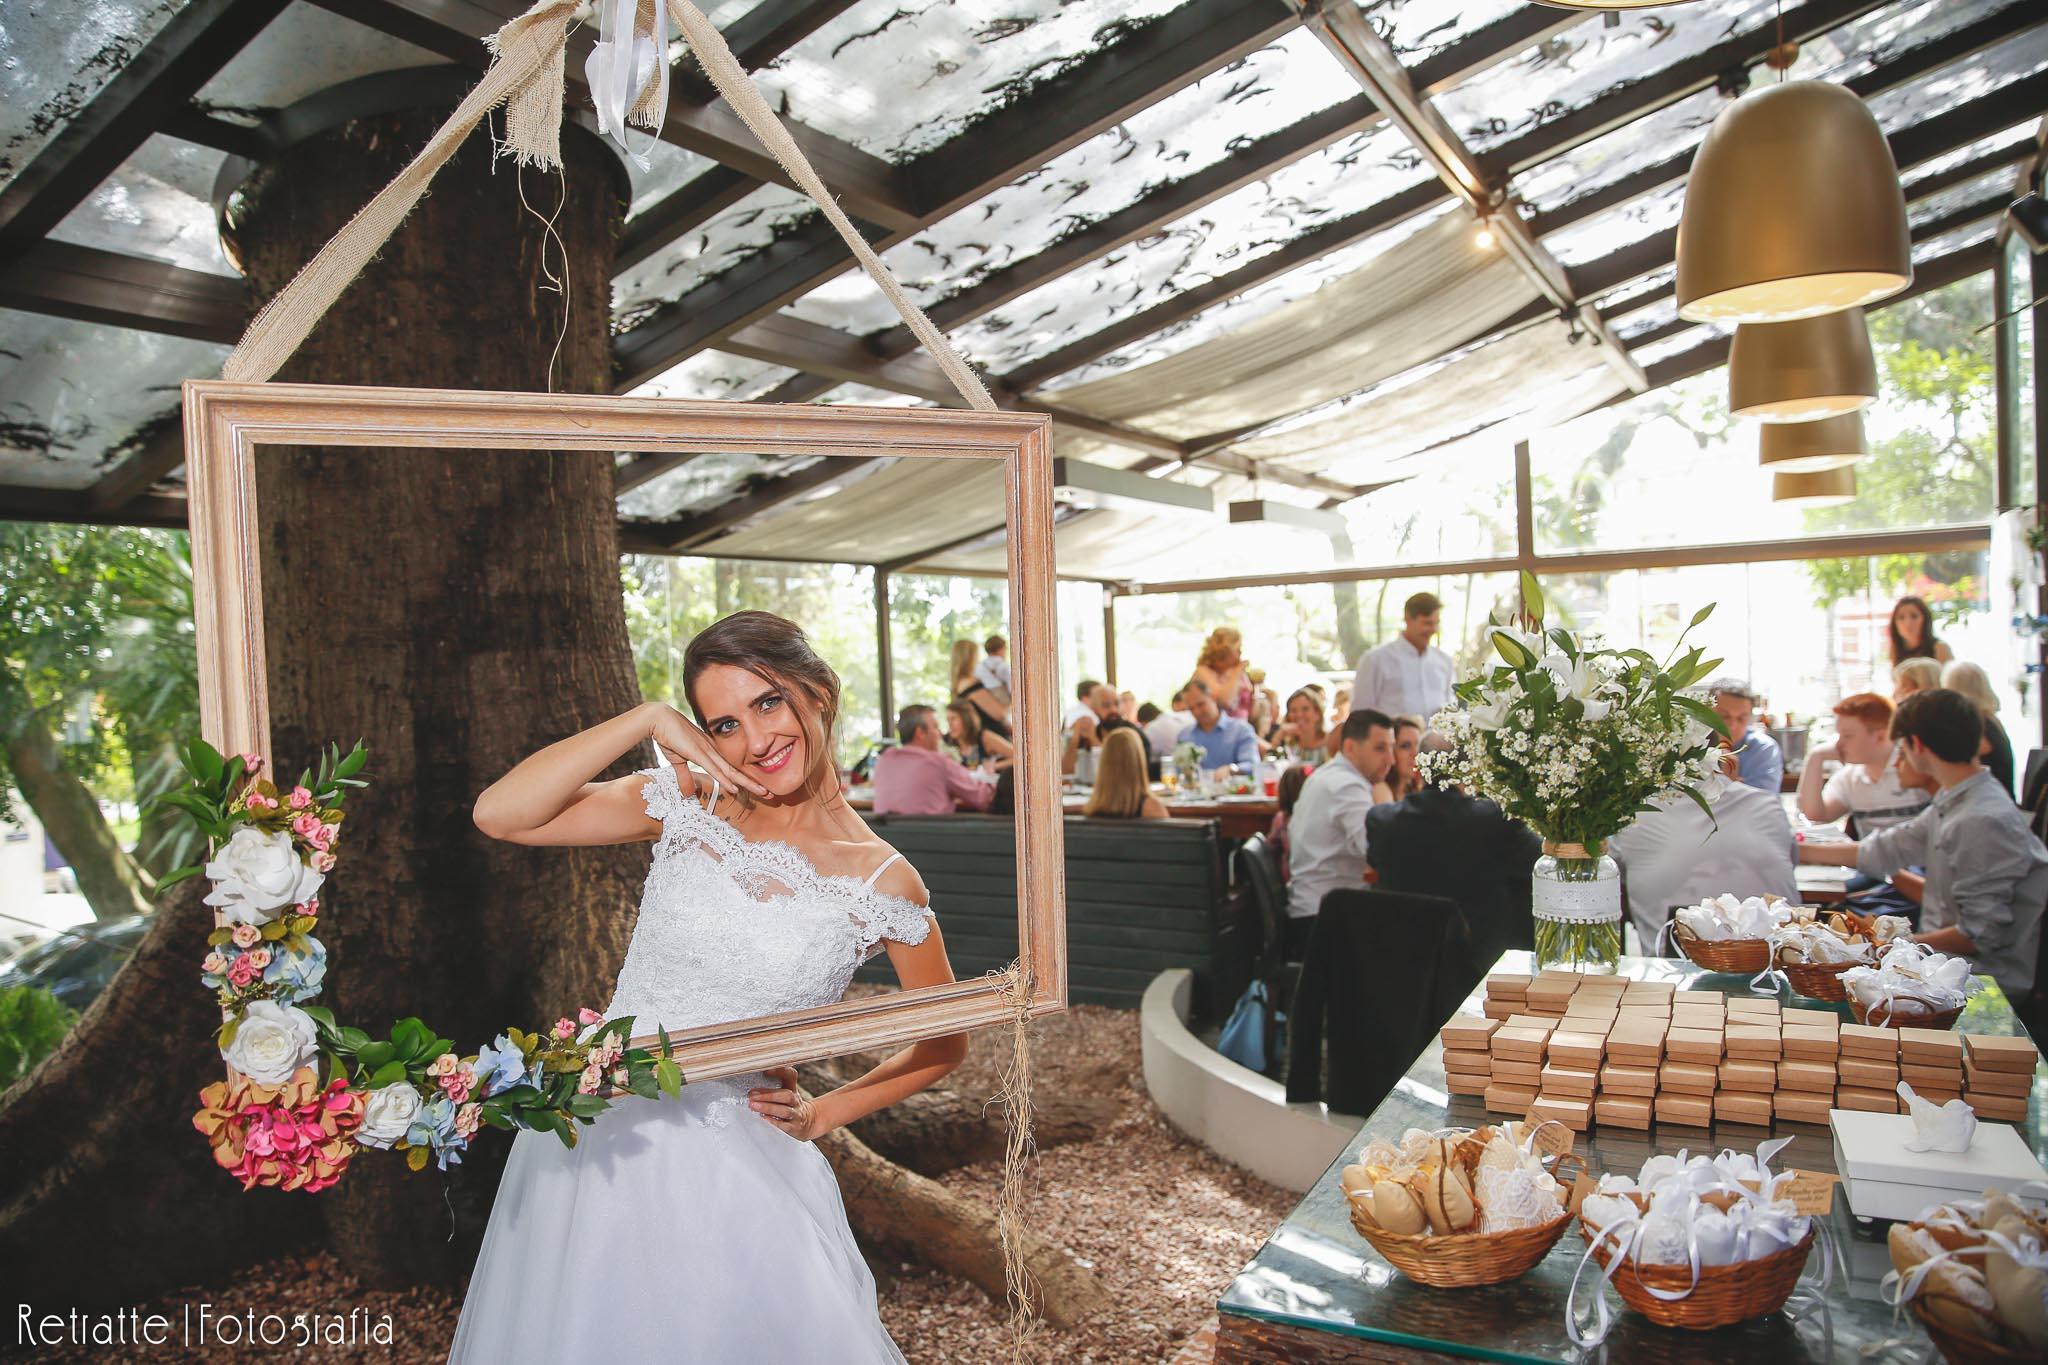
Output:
[449, 610, 964, 1363]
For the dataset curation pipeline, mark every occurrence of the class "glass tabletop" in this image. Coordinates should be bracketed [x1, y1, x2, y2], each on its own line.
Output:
[1217, 952, 2046, 1362]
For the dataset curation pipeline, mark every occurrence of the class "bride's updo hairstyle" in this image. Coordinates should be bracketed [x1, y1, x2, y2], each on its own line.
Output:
[682, 610, 843, 808]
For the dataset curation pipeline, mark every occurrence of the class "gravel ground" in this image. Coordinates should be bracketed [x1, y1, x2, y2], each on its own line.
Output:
[23, 1005, 1284, 1363]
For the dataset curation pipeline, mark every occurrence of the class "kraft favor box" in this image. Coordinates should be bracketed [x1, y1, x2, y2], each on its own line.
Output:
[1841, 1024, 1900, 1060]
[1485, 1082, 1538, 1114]
[1658, 1060, 1718, 1095]
[1782, 1007, 1838, 1031]
[1831, 1109, 2048, 1221]
[1714, 1090, 1773, 1126]
[1594, 1094, 1653, 1130]
[1529, 1095, 1592, 1132]
[1778, 1060, 1837, 1094]
[1440, 1015, 1499, 1050]
[1836, 1085, 1901, 1114]
[1446, 1071, 1488, 1096]
[1548, 1030, 1607, 1069]
[1839, 1057, 1900, 1089]
[1666, 1027, 1723, 1064]
[1504, 1014, 1559, 1034]
[1486, 973, 1532, 1001]
[1655, 1092, 1712, 1127]
[1774, 1090, 1834, 1124]
[1963, 1060, 2033, 1096]
[1724, 1024, 1783, 1061]
[1782, 1029, 1840, 1062]
[1966, 1091, 2029, 1122]
[1899, 1028, 1964, 1067]
[1490, 1057, 1543, 1085]
[1718, 1059, 1777, 1093]
[1443, 1048, 1492, 1078]
[1606, 1021, 1666, 1066]
[1492, 1027, 1550, 1062]
[1600, 1063, 1659, 1097]
[1540, 1063, 1600, 1098]
[1902, 1062, 1965, 1091]
[1963, 1034, 2040, 1073]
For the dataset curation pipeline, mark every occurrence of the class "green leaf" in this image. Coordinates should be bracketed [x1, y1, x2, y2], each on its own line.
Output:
[1673, 694, 1728, 735]
[187, 738, 224, 786]
[154, 865, 203, 895]
[369, 1061, 409, 1088]
[654, 1058, 682, 1098]
[406, 1144, 430, 1171]
[479, 1106, 513, 1130]
[567, 1094, 609, 1117]
[300, 1004, 335, 1029]
[334, 741, 369, 780]
[218, 1015, 239, 1049]
[1679, 783, 1720, 829]
[356, 1041, 395, 1071]
[338, 1027, 372, 1053]
[1491, 629, 1535, 668]
[496, 1084, 542, 1106]
[391, 1017, 430, 1058]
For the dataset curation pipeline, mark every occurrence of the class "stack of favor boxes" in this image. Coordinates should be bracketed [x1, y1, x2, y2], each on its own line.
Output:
[1435, 969, 2040, 1137]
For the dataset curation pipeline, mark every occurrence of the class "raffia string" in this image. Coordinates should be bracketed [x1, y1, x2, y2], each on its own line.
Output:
[223, 0, 998, 416]
[1542, 841, 1597, 860]
[989, 962, 1042, 1359]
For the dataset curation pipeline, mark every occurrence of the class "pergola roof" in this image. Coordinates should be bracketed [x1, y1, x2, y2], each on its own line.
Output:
[1, 0, 2041, 584]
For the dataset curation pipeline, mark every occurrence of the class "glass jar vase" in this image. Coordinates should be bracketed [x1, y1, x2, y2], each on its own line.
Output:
[1531, 843, 1623, 973]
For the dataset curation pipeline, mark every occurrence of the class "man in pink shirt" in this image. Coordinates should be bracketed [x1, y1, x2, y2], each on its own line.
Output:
[871, 705, 995, 815]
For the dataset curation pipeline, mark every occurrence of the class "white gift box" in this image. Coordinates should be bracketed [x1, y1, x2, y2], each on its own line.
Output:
[1829, 1109, 2048, 1221]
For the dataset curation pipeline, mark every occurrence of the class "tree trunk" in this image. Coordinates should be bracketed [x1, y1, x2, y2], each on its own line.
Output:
[0, 674, 151, 924]
[0, 102, 633, 1305]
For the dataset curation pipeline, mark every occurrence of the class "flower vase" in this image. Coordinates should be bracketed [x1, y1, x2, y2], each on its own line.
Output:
[1531, 842, 1622, 973]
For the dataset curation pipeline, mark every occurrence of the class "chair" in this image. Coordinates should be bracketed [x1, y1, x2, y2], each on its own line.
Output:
[1234, 833, 1297, 1070]
[1285, 888, 1474, 1116]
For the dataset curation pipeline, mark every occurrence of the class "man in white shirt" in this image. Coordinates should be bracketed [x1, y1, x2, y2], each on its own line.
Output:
[1607, 780, 1797, 952]
[1139, 700, 1188, 763]
[1061, 679, 1098, 729]
[974, 633, 1012, 706]
[1351, 592, 1455, 724]
[1284, 707, 1395, 957]
[1795, 691, 1929, 836]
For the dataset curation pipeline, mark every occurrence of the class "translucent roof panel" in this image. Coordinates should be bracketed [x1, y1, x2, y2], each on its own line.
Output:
[613, 181, 816, 321]
[0, 309, 225, 490]
[618, 452, 816, 523]
[812, 384, 927, 407]
[626, 143, 720, 223]
[1354, 1, 1523, 69]
[625, 349, 797, 401]
[1909, 165, 2024, 233]
[49, 134, 234, 275]
[1592, 263, 1675, 321]
[196, 2, 447, 118]
[1, 0, 189, 188]
[1436, 0, 1779, 157]
[1615, 296, 1679, 342]
[1913, 222, 1996, 265]
[1869, 23, 2048, 134]
[1543, 179, 1686, 269]
[956, 152, 1449, 381]
[781, 25, 1367, 337]
[1635, 324, 1724, 369]
[1903, 119, 2040, 191]
[747, 0, 1186, 162]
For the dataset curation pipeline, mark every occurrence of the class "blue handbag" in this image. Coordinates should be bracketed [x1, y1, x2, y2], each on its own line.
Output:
[1217, 979, 1273, 1073]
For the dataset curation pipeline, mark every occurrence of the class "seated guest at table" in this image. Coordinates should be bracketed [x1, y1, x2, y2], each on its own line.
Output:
[1064, 681, 1151, 776]
[1800, 688, 2048, 1014]
[1119, 689, 1140, 723]
[1796, 691, 1929, 835]
[951, 639, 1010, 739]
[945, 699, 1013, 771]
[974, 632, 1012, 706]
[1607, 779, 1797, 953]
[1331, 686, 1352, 730]
[1944, 660, 2015, 796]
[1270, 764, 1311, 875]
[1081, 729, 1168, 820]
[1062, 678, 1099, 729]
[1708, 676, 1782, 794]
[1889, 593, 1953, 669]
[1385, 715, 1425, 802]
[1193, 627, 1256, 721]
[1351, 592, 1454, 724]
[1368, 742, 1543, 973]
[1283, 708, 1395, 957]
[872, 704, 995, 815]
[1179, 678, 1260, 771]
[1139, 700, 1187, 764]
[1892, 656, 1944, 704]
[1248, 668, 1283, 746]
[1275, 685, 1340, 759]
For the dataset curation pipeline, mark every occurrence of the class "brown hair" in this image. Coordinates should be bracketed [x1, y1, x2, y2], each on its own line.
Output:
[949, 639, 980, 691]
[1891, 688, 1984, 764]
[1888, 594, 1942, 666]
[1197, 626, 1243, 672]
[1832, 692, 1893, 731]
[946, 698, 985, 745]
[1082, 728, 1151, 819]
[683, 610, 842, 810]
[1403, 591, 1442, 618]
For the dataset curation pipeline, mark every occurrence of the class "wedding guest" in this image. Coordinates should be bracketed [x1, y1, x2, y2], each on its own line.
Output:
[1331, 686, 1352, 729]
[974, 632, 1012, 706]
[1889, 594, 1953, 669]
[1178, 678, 1260, 771]
[1708, 676, 1783, 794]
[872, 705, 994, 815]
[1063, 678, 1099, 729]
[950, 640, 1010, 739]
[1284, 708, 1395, 956]
[1140, 699, 1188, 760]
[1192, 627, 1256, 721]
[945, 699, 1013, 771]
[1607, 779, 1797, 952]
[1386, 715, 1425, 802]
[1944, 660, 2015, 796]
[1064, 681, 1151, 776]
[1275, 685, 1340, 758]
[1351, 592, 1454, 723]
[1893, 656, 1945, 703]
[1119, 689, 1140, 723]
[1081, 729, 1168, 820]
[1368, 745, 1543, 972]
[1796, 692, 1928, 835]
[1248, 667, 1282, 744]
[1270, 764, 1311, 874]
[1800, 689, 2048, 1011]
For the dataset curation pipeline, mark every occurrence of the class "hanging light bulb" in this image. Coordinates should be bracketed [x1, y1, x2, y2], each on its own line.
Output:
[1728, 307, 1878, 423]
[1772, 465, 1858, 506]
[1473, 218, 1497, 251]
[1677, 81, 1910, 324]
[1759, 411, 1864, 473]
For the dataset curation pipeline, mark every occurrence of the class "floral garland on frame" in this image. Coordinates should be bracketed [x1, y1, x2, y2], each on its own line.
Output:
[157, 739, 684, 1192]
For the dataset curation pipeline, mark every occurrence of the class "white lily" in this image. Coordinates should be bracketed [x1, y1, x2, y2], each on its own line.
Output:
[1539, 652, 1612, 723]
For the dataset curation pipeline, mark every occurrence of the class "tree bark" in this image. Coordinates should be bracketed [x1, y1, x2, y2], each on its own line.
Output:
[0, 103, 633, 1305]
[0, 674, 151, 924]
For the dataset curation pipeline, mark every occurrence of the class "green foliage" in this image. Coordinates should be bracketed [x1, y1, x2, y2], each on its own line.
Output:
[0, 985, 77, 1090]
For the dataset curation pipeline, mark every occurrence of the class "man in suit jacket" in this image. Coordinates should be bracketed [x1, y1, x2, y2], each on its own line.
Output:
[1367, 777, 1542, 981]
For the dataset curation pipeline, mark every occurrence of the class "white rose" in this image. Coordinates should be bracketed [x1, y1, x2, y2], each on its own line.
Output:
[203, 827, 325, 924]
[221, 1000, 318, 1087]
[357, 1082, 425, 1149]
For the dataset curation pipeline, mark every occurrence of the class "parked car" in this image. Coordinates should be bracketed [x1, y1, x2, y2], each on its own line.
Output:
[0, 914, 153, 1014]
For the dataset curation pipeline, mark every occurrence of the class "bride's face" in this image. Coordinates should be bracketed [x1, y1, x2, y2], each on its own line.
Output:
[692, 662, 813, 798]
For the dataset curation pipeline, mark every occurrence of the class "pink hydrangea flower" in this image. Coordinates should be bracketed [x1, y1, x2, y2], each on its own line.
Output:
[227, 955, 260, 987]
[231, 923, 261, 949]
[553, 1018, 576, 1040]
[578, 1007, 603, 1027]
[289, 786, 313, 809]
[440, 1070, 473, 1104]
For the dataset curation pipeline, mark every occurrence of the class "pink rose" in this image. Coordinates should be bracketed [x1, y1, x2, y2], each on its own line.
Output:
[308, 825, 333, 851]
[577, 1063, 602, 1095]
[247, 947, 272, 970]
[238, 752, 264, 776]
[553, 1018, 576, 1040]
[309, 851, 335, 873]
[455, 1102, 481, 1137]
[297, 897, 319, 917]
[291, 813, 320, 837]
[231, 923, 260, 949]
[289, 786, 313, 809]
[203, 951, 227, 975]
[228, 956, 260, 987]
[427, 1053, 457, 1077]
[578, 1007, 603, 1026]
[440, 1074, 473, 1105]
[244, 791, 268, 812]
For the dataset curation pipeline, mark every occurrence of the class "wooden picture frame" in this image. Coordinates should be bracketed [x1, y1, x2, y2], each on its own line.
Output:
[182, 379, 1067, 1082]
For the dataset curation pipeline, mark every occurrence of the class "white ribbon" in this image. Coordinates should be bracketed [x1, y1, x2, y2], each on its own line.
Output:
[583, 0, 669, 169]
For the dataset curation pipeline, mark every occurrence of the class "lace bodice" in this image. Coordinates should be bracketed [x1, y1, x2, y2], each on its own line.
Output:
[603, 763, 933, 1043]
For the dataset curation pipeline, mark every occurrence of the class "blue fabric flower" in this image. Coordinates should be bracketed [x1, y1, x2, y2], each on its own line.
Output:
[262, 936, 328, 1002]
[473, 1033, 538, 1098]
[406, 1094, 467, 1170]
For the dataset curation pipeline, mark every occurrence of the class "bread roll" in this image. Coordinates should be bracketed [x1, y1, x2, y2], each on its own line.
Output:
[1985, 1215, 2048, 1351]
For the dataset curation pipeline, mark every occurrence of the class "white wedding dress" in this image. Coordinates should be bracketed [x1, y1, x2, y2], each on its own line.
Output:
[448, 762, 932, 1363]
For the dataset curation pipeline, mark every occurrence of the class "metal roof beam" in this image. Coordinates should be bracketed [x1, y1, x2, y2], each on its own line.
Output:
[0, 241, 245, 342]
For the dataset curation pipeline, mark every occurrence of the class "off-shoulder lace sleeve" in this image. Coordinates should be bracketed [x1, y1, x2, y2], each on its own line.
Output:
[637, 763, 689, 832]
[851, 891, 934, 959]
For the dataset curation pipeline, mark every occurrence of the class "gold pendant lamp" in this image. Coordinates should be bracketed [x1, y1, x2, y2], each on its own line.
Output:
[1728, 307, 1878, 422]
[1759, 411, 1864, 473]
[1771, 465, 1857, 506]
[1677, 81, 1911, 324]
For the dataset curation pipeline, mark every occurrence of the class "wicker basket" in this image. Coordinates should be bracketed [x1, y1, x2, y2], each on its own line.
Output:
[1850, 995, 1963, 1030]
[1910, 1297, 2035, 1364]
[1779, 957, 1857, 1001]
[1674, 923, 1771, 974]
[1346, 1154, 1586, 1288]
[1576, 1218, 1814, 1330]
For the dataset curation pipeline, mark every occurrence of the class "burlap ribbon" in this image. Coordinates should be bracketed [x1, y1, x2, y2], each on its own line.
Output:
[1542, 841, 1599, 861]
[223, 0, 997, 415]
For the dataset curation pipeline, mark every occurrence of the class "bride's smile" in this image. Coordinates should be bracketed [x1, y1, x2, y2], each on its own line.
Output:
[692, 661, 813, 798]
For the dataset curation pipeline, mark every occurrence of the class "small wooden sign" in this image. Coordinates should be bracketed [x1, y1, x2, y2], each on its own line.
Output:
[1780, 1169, 1840, 1216]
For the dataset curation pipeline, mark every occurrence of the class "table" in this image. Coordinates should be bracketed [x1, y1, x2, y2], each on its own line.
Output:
[844, 785, 1279, 839]
[1214, 951, 2046, 1363]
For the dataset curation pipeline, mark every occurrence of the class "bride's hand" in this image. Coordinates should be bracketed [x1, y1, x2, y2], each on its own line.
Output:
[646, 702, 768, 799]
[748, 1066, 825, 1141]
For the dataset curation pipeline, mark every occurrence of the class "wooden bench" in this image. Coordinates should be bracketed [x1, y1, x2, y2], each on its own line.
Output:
[856, 813, 1252, 1014]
